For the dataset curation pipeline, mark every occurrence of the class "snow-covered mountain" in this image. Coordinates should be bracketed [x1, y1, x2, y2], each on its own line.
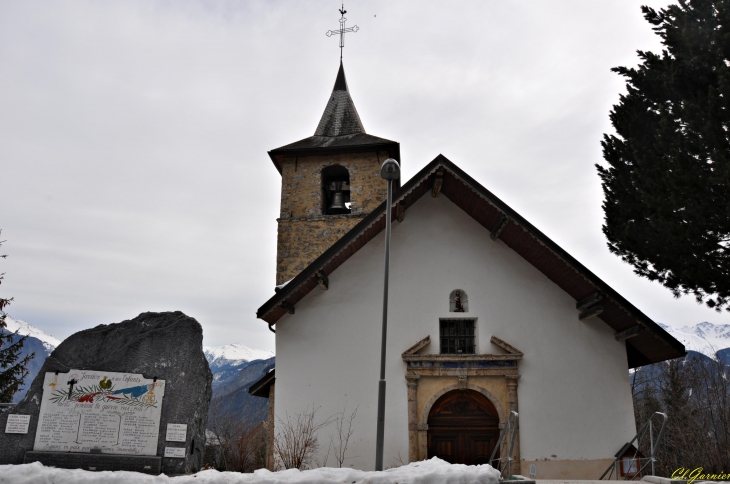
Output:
[1, 316, 61, 402]
[659, 321, 730, 357]
[204, 343, 274, 370]
[203, 343, 275, 430]
[4, 315, 61, 352]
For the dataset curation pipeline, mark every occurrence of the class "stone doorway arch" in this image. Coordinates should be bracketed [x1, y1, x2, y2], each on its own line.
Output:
[427, 389, 501, 465]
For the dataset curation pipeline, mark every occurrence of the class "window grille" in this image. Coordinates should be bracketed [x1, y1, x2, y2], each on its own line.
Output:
[439, 319, 476, 354]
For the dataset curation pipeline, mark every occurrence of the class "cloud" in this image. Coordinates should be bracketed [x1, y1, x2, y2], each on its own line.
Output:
[1, 0, 724, 350]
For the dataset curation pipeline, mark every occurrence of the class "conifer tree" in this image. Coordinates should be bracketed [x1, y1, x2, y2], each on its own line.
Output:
[598, 0, 730, 311]
[0, 232, 33, 403]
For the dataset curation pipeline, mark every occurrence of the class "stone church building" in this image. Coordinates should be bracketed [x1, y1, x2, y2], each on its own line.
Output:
[250, 61, 685, 478]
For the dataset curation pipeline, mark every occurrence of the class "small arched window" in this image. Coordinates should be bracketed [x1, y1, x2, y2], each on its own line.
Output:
[449, 289, 468, 313]
[322, 165, 351, 215]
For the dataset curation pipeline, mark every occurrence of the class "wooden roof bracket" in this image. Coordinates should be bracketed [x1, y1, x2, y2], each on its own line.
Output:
[396, 200, 406, 222]
[490, 214, 509, 241]
[615, 324, 646, 342]
[577, 291, 604, 321]
[316, 270, 329, 290]
[431, 169, 444, 197]
[280, 301, 295, 315]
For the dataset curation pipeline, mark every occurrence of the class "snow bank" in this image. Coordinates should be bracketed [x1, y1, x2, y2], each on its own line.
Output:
[0, 458, 500, 484]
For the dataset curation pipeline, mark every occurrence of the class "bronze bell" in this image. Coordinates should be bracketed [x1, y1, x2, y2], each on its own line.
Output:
[328, 181, 348, 213]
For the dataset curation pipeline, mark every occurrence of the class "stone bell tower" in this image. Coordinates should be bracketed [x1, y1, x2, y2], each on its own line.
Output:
[268, 61, 400, 285]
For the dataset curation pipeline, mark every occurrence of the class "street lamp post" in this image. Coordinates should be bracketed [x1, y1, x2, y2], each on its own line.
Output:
[375, 158, 400, 471]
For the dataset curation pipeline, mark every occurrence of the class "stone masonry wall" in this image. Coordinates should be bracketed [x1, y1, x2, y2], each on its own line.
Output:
[276, 151, 390, 284]
[277, 216, 362, 284]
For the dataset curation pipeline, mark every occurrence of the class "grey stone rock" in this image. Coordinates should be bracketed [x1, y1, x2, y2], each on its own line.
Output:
[0, 311, 213, 475]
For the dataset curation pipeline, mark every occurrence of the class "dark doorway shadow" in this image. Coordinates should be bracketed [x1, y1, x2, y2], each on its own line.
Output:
[427, 389, 500, 465]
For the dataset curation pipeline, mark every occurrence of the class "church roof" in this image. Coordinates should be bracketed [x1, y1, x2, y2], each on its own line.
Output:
[248, 369, 275, 398]
[314, 61, 365, 137]
[256, 155, 686, 369]
[267, 62, 400, 174]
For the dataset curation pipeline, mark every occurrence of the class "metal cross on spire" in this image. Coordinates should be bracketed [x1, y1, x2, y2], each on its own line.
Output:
[326, 3, 359, 60]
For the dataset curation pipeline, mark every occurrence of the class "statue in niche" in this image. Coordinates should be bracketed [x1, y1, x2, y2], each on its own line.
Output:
[449, 289, 468, 312]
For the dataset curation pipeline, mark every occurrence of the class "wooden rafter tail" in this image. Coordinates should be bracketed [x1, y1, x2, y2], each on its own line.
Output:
[615, 325, 646, 342]
[490, 214, 509, 241]
[396, 201, 405, 222]
[316, 270, 329, 290]
[280, 301, 295, 315]
[432, 169, 444, 197]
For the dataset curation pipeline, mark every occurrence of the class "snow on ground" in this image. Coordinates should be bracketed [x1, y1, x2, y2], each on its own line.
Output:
[2, 315, 61, 351]
[204, 343, 274, 369]
[0, 459, 500, 484]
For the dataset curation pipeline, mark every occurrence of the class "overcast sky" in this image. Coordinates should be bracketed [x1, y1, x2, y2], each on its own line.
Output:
[2, 0, 726, 352]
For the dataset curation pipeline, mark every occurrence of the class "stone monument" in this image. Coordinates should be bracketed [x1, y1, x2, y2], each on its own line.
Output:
[0, 311, 212, 475]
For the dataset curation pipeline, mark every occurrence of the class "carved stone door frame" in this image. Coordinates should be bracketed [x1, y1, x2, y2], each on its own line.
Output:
[402, 335, 523, 475]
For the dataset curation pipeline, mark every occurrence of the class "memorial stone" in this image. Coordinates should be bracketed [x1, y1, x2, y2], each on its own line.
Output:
[166, 424, 187, 442]
[5, 415, 30, 434]
[0, 311, 212, 475]
[34, 369, 165, 455]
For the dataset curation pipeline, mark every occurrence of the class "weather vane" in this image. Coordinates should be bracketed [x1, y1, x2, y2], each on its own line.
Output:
[326, 3, 359, 60]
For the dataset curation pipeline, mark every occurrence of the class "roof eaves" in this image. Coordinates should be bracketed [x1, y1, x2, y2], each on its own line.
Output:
[267, 140, 401, 175]
[248, 369, 275, 398]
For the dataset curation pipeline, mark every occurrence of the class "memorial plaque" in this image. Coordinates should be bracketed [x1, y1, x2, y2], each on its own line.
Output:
[165, 424, 187, 442]
[34, 370, 165, 456]
[164, 447, 185, 458]
[5, 415, 31, 434]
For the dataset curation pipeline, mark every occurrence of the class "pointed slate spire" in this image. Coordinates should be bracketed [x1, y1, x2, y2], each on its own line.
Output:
[314, 62, 365, 137]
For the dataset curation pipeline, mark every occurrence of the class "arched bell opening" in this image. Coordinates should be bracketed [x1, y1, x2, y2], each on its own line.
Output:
[427, 389, 500, 465]
[322, 165, 351, 215]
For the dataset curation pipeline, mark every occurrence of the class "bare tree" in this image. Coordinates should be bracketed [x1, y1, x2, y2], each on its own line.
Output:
[275, 405, 334, 470]
[330, 405, 358, 468]
[205, 397, 267, 472]
[631, 351, 730, 475]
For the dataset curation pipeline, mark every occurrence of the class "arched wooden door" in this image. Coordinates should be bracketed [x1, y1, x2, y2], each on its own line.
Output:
[427, 389, 500, 465]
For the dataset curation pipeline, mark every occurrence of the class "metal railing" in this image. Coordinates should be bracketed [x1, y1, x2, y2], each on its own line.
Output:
[600, 412, 668, 480]
[490, 410, 519, 479]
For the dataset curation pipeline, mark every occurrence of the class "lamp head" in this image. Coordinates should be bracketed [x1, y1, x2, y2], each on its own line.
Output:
[380, 159, 400, 181]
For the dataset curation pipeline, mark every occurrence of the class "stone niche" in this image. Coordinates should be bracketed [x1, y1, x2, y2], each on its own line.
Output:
[0, 311, 213, 475]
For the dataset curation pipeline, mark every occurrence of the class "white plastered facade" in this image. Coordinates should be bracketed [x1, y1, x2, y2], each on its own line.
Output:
[274, 193, 636, 477]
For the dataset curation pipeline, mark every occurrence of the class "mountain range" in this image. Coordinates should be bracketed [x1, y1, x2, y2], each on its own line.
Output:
[658, 321, 730, 364]
[2, 316, 60, 402]
[203, 343, 275, 430]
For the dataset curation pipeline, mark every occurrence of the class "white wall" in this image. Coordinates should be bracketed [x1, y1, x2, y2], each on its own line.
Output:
[274, 194, 636, 470]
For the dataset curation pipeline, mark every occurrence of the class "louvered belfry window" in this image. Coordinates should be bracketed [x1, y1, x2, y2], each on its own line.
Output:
[439, 319, 476, 354]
